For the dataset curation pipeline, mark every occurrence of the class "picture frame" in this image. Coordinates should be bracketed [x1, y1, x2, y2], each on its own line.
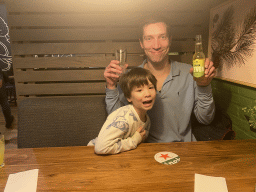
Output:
[208, 0, 256, 88]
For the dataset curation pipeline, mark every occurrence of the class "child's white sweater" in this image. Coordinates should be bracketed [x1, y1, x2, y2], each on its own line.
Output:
[88, 104, 150, 154]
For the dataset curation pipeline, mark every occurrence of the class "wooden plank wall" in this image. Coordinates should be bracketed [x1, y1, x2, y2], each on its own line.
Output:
[3, 0, 212, 103]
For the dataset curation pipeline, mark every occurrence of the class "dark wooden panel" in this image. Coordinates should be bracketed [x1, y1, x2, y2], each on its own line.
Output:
[9, 26, 204, 41]
[14, 70, 105, 82]
[169, 53, 194, 65]
[9, 28, 140, 41]
[7, 13, 206, 27]
[12, 55, 145, 68]
[11, 42, 144, 55]
[16, 82, 106, 95]
[4, 0, 218, 13]
[11, 40, 195, 55]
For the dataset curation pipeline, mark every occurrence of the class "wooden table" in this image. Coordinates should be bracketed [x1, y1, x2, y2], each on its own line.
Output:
[0, 140, 255, 191]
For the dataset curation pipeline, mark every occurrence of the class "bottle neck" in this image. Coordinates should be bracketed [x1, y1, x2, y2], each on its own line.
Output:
[195, 43, 203, 53]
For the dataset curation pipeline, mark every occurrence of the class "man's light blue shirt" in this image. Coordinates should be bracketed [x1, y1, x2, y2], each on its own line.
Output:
[105, 60, 215, 143]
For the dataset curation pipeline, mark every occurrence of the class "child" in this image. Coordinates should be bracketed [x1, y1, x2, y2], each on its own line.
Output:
[88, 68, 157, 154]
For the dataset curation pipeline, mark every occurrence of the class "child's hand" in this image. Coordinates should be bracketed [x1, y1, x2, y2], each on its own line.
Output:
[136, 126, 146, 139]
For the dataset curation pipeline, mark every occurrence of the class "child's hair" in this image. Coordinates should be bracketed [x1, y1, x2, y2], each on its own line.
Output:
[119, 68, 157, 99]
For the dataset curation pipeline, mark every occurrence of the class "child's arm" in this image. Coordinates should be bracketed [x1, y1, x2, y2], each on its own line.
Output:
[94, 124, 144, 155]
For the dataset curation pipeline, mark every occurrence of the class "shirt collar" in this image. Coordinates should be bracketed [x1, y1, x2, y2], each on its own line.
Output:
[170, 60, 181, 78]
[140, 58, 181, 79]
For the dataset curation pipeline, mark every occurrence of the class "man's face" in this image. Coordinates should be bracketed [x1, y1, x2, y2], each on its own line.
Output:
[140, 22, 170, 64]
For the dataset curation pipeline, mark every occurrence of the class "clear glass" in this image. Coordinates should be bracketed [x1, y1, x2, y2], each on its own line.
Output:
[0, 135, 5, 168]
[115, 48, 127, 74]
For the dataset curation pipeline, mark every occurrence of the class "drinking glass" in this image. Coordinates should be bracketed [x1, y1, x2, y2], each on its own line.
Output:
[0, 135, 5, 168]
[115, 48, 127, 74]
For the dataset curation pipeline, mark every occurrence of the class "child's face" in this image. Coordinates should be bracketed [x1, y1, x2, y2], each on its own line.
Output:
[127, 79, 156, 116]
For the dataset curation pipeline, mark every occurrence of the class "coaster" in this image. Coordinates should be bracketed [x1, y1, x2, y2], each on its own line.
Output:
[154, 152, 180, 165]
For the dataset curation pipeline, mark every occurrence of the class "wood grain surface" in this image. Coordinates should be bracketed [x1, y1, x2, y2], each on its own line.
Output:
[0, 140, 255, 191]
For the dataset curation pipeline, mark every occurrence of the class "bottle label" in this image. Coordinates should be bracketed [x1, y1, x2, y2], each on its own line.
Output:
[193, 59, 205, 78]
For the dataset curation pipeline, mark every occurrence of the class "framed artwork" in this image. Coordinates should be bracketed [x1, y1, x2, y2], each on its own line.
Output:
[0, 4, 12, 73]
[208, 0, 256, 88]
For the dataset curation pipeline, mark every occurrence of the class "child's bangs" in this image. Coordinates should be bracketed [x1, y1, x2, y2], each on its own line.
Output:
[130, 76, 150, 89]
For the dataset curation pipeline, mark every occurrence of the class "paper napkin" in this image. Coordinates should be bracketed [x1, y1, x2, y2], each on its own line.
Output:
[195, 173, 228, 192]
[4, 169, 39, 192]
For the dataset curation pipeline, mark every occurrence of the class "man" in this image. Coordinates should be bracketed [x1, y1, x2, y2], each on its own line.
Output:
[104, 17, 216, 143]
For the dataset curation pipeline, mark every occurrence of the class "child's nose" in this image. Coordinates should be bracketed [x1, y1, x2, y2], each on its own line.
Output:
[144, 88, 151, 97]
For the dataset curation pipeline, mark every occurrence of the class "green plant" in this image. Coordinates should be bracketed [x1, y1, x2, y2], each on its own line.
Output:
[242, 104, 256, 130]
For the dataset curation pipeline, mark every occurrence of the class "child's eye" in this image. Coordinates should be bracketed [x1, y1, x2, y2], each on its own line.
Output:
[135, 88, 142, 92]
[149, 86, 155, 89]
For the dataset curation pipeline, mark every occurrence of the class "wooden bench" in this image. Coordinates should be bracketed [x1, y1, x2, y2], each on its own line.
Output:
[4, 0, 197, 148]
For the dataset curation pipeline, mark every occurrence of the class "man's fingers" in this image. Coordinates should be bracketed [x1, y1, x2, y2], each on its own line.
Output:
[189, 67, 193, 75]
[205, 65, 216, 77]
[204, 59, 213, 75]
[204, 58, 210, 69]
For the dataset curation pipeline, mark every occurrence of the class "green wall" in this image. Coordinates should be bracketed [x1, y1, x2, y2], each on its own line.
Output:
[211, 78, 256, 139]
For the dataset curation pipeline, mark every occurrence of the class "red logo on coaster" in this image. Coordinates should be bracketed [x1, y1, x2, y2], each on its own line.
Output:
[154, 152, 180, 165]
[159, 153, 171, 160]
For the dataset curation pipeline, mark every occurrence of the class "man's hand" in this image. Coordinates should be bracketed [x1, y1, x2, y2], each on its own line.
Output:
[190, 58, 216, 87]
[0, 80, 2, 88]
[136, 126, 146, 140]
[104, 60, 128, 89]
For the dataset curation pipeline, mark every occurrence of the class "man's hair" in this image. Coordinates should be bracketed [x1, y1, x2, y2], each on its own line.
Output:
[139, 16, 171, 41]
[119, 68, 157, 99]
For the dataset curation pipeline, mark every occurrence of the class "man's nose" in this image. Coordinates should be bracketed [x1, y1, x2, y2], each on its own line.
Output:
[152, 39, 161, 50]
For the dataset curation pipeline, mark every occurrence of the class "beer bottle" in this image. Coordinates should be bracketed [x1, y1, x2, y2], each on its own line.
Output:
[193, 35, 205, 78]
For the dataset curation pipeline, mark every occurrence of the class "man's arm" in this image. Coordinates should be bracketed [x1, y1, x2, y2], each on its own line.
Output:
[190, 58, 216, 124]
[193, 84, 215, 125]
[105, 86, 128, 114]
[104, 60, 128, 114]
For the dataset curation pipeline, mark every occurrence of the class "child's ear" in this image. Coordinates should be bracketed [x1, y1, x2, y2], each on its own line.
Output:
[127, 97, 132, 103]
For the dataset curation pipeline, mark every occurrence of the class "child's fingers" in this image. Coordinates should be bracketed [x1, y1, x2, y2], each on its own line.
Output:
[141, 130, 146, 137]
[136, 126, 146, 138]
[136, 126, 144, 133]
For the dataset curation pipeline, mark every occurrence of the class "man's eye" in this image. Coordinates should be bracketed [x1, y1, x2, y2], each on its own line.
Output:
[161, 36, 167, 40]
[144, 37, 152, 41]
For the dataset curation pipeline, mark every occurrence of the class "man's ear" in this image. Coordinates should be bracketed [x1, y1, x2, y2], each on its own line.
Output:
[139, 39, 144, 49]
